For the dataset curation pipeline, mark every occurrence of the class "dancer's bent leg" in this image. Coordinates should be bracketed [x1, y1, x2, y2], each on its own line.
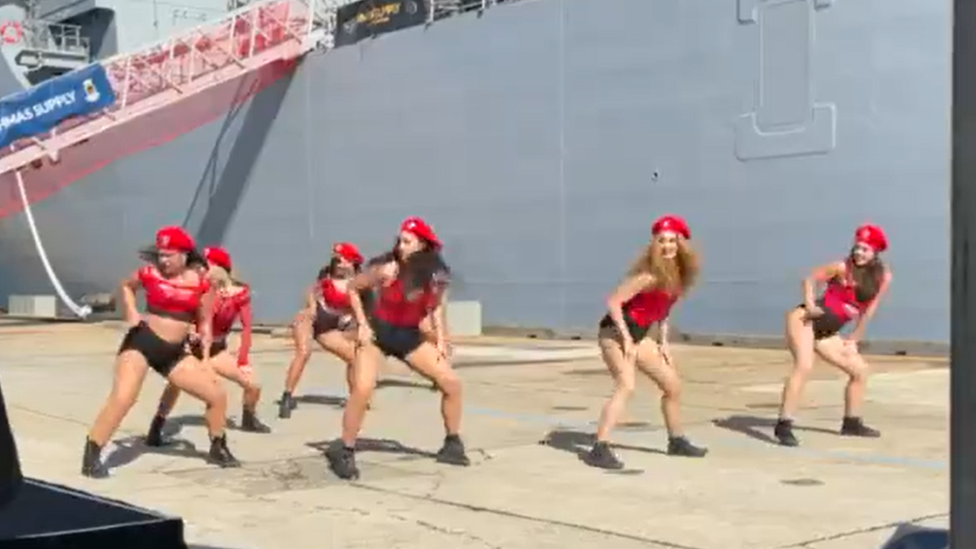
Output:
[404, 342, 468, 466]
[83, 350, 151, 478]
[166, 356, 240, 467]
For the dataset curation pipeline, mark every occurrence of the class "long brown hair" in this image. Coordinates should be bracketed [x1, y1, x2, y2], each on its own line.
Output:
[847, 252, 885, 303]
[319, 256, 362, 280]
[368, 238, 450, 294]
[138, 246, 207, 270]
[627, 237, 700, 294]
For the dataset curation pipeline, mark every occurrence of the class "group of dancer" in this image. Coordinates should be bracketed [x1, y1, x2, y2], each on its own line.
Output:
[79, 214, 891, 479]
[583, 217, 890, 469]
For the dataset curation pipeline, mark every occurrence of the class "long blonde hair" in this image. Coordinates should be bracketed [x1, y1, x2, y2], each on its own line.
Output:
[207, 265, 244, 289]
[627, 236, 700, 294]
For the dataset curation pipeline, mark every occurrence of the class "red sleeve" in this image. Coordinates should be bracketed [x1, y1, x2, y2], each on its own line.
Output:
[236, 288, 253, 366]
[136, 265, 153, 286]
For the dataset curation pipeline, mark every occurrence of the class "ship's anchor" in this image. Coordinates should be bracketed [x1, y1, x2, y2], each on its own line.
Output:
[11, 166, 92, 319]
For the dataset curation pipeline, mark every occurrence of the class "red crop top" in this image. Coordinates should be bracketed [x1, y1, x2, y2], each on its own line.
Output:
[820, 265, 874, 324]
[209, 285, 253, 366]
[319, 278, 352, 314]
[373, 278, 440, 327]
[623, 288, 679, 328]
[138, 265, 210, 322]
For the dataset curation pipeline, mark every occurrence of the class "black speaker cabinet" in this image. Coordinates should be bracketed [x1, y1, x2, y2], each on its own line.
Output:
[0, 375, 23, 510]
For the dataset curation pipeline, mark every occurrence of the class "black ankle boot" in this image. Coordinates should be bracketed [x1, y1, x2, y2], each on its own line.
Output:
[145, 415, 167, 447]
[207, 434, 241, 468]
[435, 434, 471, 466]
[326, 440, 360, 480]
[81, 438, 108, 479]
[775, 418, 799, 447]
[582, 441, 624, 470]
[840, 416, 881, 438]
[278, 392, 296, 419]
[667, 435, 708, 457]
[240, 409, 271, 434]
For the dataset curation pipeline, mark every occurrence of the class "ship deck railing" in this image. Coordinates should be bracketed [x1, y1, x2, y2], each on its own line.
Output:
[0, 0, 343, 174]
[0, 0, 531, 175]
[18, 20, 91, 61]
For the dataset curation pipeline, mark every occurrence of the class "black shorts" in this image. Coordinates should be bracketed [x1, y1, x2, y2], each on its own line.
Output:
[312, 306, 354, 338]
[598, 314, 652, 343]
[190, 339, 228, 360]
[371, 316, 424, 360]
[118, 322, 187, 377]
[798, 301, 848, 340]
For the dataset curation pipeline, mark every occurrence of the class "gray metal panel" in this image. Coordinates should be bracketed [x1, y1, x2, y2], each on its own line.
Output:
[735, 0, 837, 160]
[230, 0, 945, 339]
[36, 0, 97, 21]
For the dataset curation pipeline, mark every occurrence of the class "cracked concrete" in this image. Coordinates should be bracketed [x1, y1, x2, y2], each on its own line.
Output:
[0, 321, 948, 549]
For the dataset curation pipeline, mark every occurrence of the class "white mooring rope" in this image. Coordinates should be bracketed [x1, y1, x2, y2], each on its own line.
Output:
[14, 169, 92, 319]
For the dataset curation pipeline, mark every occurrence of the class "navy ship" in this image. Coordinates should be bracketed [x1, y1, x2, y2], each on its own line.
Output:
[0, 0, 950, 343]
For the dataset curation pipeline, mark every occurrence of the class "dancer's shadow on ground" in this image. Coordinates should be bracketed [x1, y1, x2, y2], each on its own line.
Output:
[290, 395, 347, 409]
[539, 429, 663, 474]
[376, 378, 437, 392]
[712, 414, 838, 446]
[102, 414, 240, 471]
[306, 437, 437, 461]
[277, 379, 438, 411]
[158, 414, 243, 435]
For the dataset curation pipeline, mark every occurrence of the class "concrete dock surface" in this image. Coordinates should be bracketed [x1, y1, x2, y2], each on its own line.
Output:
[0, 322, 947, 549]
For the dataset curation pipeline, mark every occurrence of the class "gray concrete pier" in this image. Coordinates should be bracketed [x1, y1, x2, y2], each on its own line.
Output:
[0, 322, 947, 549]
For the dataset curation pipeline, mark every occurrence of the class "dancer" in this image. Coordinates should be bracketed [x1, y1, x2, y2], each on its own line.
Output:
[774, 223, 892, 447]
[327, 216, 468, 480]
[584, 214, 707, 470]
[279, 242, 364, 419]
[83, 227, 239, 478]
[146, 246, 272, 446]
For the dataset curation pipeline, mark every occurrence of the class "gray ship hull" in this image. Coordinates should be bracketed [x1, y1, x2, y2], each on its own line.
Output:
[0, 0, 950, 342]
